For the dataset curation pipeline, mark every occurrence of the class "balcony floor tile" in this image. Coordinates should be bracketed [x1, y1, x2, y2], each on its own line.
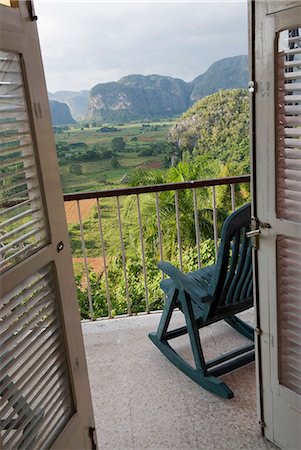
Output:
[82, 311, 278, 450]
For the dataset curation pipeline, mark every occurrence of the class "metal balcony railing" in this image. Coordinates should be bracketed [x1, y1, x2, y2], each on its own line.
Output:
[63, 175, 251, 321]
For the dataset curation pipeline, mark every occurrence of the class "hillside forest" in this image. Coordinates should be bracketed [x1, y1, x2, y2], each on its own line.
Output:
[56, 88, 251, 319]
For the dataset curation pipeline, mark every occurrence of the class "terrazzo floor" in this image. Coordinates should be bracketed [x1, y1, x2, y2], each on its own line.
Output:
[82, 310, 278, 450]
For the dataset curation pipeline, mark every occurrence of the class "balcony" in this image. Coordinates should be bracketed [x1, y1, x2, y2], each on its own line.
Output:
[82, 311, 276, 449]
[63, 175, 276, 449]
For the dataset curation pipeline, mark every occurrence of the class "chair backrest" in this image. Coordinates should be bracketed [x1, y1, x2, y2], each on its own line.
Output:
[207, 203, 253, 317]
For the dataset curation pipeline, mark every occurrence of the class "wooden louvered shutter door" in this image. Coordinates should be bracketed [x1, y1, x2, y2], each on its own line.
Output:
[277, 28, 301, 221]
[276, 27, 301, 398]
[0, 3, 96, 449]
[253, 3, 301, 449]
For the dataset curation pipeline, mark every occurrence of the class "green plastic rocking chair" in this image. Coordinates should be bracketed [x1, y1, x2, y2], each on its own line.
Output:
[149, 203, 254, 399]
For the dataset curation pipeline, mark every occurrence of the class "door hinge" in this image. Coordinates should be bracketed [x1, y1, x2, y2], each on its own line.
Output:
[89, 427, 97, 450]
[255, 327, 262, 336]
[259, 419, 266, 429]
[26, 1, 38, 21]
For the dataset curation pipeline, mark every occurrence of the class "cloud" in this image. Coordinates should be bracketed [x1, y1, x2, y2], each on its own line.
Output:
[35, 1, 248, 92]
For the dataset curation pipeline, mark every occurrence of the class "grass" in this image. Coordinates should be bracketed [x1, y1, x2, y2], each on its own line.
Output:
[56, 120, 175, 193]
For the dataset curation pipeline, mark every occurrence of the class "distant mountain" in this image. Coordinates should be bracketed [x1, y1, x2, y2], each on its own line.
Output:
[87, 55, 248, 123]
[49, 100, 76, 125]
[87, 74, 191, 122]
[189, 55, 249, 103]
[48, 90, 89, 120]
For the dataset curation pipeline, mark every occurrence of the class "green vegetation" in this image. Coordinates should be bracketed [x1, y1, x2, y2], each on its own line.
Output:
[55, 120, 175, 193]
[168, 89, 250, 174]
[60, 89, 250, 319]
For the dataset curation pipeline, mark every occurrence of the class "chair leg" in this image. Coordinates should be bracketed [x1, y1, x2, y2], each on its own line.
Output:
[225, 315, 254, 341]
[149, 290, 234, 399]
[155, 285, 178, 340]
[180, 292, 234, 399]
[148, 333, 233, 399]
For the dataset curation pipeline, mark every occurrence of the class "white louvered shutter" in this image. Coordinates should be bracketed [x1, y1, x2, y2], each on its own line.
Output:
[254, 4, 301, 449]
[277, 28, 301, 222]
[0, 51, 47, 271]
[276, 28, 301, 398]
[0, 3, 96, 449]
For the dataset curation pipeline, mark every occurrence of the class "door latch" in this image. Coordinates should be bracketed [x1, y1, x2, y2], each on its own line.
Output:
[246, 217, 271, 250]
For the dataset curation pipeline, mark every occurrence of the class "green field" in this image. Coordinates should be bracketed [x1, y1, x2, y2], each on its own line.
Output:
[55, 120, 176, 193]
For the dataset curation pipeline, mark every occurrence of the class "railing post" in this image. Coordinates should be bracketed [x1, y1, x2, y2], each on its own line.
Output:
[174, 190, 183, 271]
[136, 194, 149, 313]
[212, 186, 218, 260]
[155, 193, 163, 263]
[96, 199, 112, 318]
[76, 200, 94, 321]
[231, 183, 236, 212]
[116, 196, 131, 315]
[193, 188, 201, 269]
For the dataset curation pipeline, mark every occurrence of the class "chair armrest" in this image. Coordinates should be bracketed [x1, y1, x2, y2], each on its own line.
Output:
[158, 261, 212, 303]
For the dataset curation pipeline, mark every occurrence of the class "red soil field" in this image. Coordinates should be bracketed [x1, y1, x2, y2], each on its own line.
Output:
[64, 199, 96, 224]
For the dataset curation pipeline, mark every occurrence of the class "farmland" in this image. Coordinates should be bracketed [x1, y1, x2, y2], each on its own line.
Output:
[55, 120, 175, 193]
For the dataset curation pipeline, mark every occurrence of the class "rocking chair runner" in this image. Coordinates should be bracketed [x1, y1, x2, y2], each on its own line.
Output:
[149, 203, 254, 399]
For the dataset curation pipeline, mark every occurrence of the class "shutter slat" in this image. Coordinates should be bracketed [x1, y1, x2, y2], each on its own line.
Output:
[279, 158, 301, 170]
[0, 238, 46, 270]
[0, 143, 31, 156]
[284, 128, 301, 138]
[1, 320, 59, 375]
[284, 82, 301, 91]
[284, 116, 301, 126]
[1, 162, 35, 180]
[284, 94, 301, 102]
[0, 153, 33, 170]
[278, 169, 301, 182]
[0, 205, 39, 228]
[288, 36, 301, 44]
[0, 225, 46, 256]
[0, 198, 31, 217]
[284, 106, 301, 115]
[0, 292, 55, 345]
[0, 268, 52, 313]
[0, 182, 39, 204]
[0, 217, 43, 242]
[0, 337, 62, 405]
[19, 381, 71, 450]
[284, 70, 301, 79]
[278, 177, 301, 192]
[285, 60, 301, 68]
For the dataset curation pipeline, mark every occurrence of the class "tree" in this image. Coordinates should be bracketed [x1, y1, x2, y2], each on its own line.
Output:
[111, 137, 126, 153]
[69, 164, 83, 175]
[111, 157, 120, 169]
[168, 89, 250, 175]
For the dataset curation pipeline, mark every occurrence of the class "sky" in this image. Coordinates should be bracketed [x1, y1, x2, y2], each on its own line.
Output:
[35, 1, 248, 93]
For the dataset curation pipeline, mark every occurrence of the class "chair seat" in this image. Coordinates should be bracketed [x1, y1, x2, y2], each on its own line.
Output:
[160, 264, 216, 294]
[160, 264, 216, 320]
